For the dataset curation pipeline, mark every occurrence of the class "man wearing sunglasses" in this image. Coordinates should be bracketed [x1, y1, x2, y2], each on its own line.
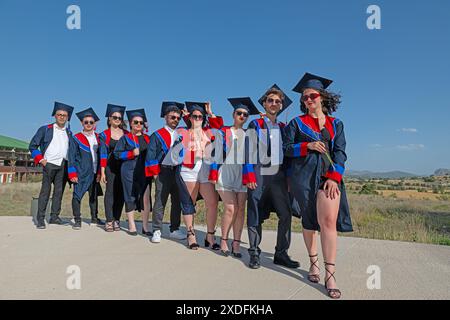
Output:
[244, 84, 300, 270]
[68, 108, 104, 230]
[29, 102, 74, 229]
[145, 102, 186, 243]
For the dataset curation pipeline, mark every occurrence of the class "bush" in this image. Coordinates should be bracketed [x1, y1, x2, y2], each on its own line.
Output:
[359, 184, 379, 195]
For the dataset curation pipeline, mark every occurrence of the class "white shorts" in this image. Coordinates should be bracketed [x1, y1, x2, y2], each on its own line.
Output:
[180, 161, 211, 184]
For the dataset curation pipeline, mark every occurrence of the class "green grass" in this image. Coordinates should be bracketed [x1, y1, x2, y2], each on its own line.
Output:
[1, 182, 449, 246]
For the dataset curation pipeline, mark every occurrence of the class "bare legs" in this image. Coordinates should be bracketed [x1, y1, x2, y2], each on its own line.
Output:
[218, 190, 246, 253]
[302, 190, 340, 296]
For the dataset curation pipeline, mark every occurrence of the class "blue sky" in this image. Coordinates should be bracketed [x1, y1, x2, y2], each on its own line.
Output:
[1, 0, 449, 175]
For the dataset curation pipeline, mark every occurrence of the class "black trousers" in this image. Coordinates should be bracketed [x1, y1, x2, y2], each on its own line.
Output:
[104, 165, 125, 222]
[152, 166, 181, 232]
[247, 169, 293, 258]
[37, 161, 68, 221]
[72, 179, 99, 222]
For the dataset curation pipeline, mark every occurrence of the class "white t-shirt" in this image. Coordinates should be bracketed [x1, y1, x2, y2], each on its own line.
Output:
[164, 125, 178, 147]
[44, 124, 69, 166]
[265, 118, 284, 166]
[84, 132, 98, 173]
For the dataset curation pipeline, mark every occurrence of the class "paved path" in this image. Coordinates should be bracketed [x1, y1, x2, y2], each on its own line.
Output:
[0, 216, 449, 300]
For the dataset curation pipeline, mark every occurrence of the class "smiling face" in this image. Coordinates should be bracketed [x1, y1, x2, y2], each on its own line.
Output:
[82, 116, 96, 132]
[263, 93, 283, 116]
[233, 108, 249, 126]
[302, 88, 323, 114]
[131, 116, 144, 133]
[190, 110, 204, 129]
[165, 111, 182, 130]
[54, 110, 69, 127]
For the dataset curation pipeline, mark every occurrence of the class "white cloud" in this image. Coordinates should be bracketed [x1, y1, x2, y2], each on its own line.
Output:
[370, 144, 383, 148]
[397, 128, 418, 133]
[396, 144, 425, 151]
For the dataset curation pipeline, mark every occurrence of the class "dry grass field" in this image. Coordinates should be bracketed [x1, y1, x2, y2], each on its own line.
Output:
[1, 177, 449, 246]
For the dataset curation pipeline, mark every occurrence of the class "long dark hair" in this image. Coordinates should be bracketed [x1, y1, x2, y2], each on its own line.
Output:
[301, 89, 342, 115]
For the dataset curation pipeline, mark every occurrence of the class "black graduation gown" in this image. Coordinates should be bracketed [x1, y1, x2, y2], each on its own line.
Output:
[283, 114, 353, 232]
[114, 132, 152, 212]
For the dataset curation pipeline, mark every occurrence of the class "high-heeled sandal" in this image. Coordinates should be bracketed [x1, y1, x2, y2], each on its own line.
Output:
[308, 254, 321, 283]
[113, 220, 121, 231]
[324, 262, 342, 299]
[204, 230, 220, 251]
[220, 238, 230, 257]
[105, 222, 114, 233]
[231, 240, 242, 259]
[187, 228, 200, 250]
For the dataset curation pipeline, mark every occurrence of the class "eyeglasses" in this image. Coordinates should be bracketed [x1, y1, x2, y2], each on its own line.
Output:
[235, 111, 249, 118]
[56, 114, 68, 118]
[111, 116, 122, 121]
[266, 98, 282, 105]
[170, 115, 181, 121]
[301, 93, 321, 102]
[83, 121, 95, 125]
[191, 115, 204, 121]
[133, 120, 145, 125]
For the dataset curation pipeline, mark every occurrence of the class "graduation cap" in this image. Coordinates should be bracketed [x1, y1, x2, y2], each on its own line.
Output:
[227, 97, 260, 116]
[161, 101, 184, 118]
[76, 107, 100, 122]
[105, 104, 126, 118]
[126, 109, 147, 123]
[292, 72, 333, 93]
[258, 84, 293, 115]
[52, 102, 74, 121]
[185, 102, 207, 115]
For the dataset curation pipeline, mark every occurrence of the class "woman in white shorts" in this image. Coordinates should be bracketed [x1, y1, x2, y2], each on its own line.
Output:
[209, 97, 260, 257]
[177, 102, 223, 250]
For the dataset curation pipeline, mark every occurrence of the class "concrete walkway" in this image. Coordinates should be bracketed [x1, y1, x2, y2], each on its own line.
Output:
[0, 216, 449, 300]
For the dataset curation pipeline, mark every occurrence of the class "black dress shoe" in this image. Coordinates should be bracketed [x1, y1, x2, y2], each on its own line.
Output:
[72, 220, 82, 230]
[249, 256, 261, 269]
[49, 217, 65, 225]
[274, 254, 300, 269]
[36, 220, 46, 229]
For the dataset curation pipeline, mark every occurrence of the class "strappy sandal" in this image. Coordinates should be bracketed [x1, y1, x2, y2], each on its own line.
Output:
[220, 238, 230, 257]
[113, 221, 121, 231]
[187, 228, 200, 250]
[308, 254, 321, 283]
[204, 230, 220, 251]
[105, 222, 114, 233]
[231, 240, 243, 259]
[324, 262, 342, 299]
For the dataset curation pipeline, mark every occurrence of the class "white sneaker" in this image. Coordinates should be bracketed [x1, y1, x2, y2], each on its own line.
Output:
[169, 229, 187, 240]
[151, 230, 162, 243]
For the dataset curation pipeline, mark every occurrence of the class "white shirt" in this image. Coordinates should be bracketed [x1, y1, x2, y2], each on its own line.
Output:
[165, 125, 178, 147]
[43, 124, 69, 166]
[84, 132, 98, 173]
[265, 118, 284, 166]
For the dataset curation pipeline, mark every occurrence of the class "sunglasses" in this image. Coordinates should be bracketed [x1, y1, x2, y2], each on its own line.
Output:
[266, 98, 282, 105]
[111, 116, 122, 121]
[56, 113, 68, 118]
[133, 120, 145, 125]
[235, 111, 249, 118]
[169, 115, 181, 121]
[191, 115, 204, 121]
[83, 121, 95, 125]
[301, 93, 321, 102]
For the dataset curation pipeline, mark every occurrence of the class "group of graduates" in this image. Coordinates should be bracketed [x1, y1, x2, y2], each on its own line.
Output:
[29, 72, 352, 299]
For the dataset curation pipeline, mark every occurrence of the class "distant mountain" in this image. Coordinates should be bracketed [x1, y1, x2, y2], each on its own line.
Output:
[434, 168, 450, 176]
[346, 170, 419, 179]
